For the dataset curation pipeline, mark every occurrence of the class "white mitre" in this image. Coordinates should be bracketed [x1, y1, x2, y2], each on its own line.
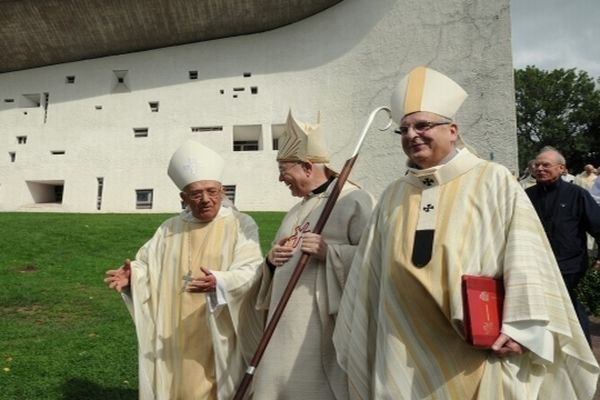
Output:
[277, 110, 330, 163]
[167, 140, 224, 190]
[390, 66, 468, 123]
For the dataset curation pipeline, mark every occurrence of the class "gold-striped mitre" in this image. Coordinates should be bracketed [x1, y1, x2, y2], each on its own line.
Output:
[390, 66, 468, 123]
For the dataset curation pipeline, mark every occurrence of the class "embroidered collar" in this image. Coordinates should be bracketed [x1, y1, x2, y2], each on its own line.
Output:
[404, 148, 485, 267]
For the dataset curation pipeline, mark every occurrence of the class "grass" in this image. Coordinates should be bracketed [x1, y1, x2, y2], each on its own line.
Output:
[0, 211, 284, 400]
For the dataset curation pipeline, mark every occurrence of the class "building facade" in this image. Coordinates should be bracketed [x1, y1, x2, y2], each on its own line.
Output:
[0, 0, 517, 212]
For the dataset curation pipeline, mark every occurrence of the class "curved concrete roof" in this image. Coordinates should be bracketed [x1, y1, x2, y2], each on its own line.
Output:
[0, 0, 342, 73]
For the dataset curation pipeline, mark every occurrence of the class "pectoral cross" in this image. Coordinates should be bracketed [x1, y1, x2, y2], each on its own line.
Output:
[182, 270, 193, 292]
[283, 222, 311, 248]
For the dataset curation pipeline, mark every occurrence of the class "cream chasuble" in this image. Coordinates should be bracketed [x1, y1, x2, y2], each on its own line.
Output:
[574, 172, 597, 191]
[254, 180, 374, 400]
[122, 206, 264, 400]
[176, 221, 220, 400]
[334, 149, 599, 400]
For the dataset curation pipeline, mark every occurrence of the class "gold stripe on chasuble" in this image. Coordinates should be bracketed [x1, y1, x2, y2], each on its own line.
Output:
[389, 180, 485, 399]
[179, 220, 226, 400]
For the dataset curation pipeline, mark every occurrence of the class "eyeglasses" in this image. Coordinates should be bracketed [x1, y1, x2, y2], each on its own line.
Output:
[394, 121, 451, 135]
[533, 161, 562, 169]
[185, 187, 222, 201]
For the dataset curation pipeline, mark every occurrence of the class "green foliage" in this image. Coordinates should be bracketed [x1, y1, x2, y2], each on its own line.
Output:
[0, 212, 283, 400]
[515, 66, 600, 315]
[515, 66, 600, 174]
[577, 267, 600, 316]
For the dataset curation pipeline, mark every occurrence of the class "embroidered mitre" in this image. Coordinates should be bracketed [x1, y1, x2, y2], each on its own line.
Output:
[276, 110, 330, 163]
[168, 140, 224, 190]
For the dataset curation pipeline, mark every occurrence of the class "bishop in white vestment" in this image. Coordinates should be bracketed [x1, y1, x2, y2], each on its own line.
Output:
[253, 111, 374, 399]
[333, 67, 599, 399]
[105, 141, 264, 400]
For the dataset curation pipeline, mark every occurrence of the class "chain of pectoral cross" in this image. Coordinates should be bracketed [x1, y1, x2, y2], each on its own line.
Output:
[182, 221, 214, 293]
[181, 270, 194, 292]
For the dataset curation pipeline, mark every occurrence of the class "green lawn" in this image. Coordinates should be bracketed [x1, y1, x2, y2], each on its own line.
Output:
[0, 212, 283, 400]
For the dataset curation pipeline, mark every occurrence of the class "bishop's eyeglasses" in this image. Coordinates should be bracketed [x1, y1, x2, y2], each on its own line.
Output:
[185, 187, 222, 201]
[394, 120, 451, 135]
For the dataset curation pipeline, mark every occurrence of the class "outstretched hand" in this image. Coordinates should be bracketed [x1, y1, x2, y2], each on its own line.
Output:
[104, 259, 131, 293]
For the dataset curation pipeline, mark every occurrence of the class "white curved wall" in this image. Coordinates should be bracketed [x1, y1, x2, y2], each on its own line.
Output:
[0, 0, 516, 213]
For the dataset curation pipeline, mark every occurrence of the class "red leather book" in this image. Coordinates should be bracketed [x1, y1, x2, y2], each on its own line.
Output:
[461, 275, 504, 348]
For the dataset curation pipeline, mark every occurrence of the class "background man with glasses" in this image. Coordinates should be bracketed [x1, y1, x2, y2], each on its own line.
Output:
[334, 66, 598, 399]
[526, 146, 600, 343]
[104, 140, 264, 400]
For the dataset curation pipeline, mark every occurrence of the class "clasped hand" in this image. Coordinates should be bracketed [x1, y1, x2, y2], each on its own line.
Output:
[185, 267, 216, 293]
[267, 232, 328, 268]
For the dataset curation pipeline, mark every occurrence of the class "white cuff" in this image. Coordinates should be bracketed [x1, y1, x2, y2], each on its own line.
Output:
[502, 321, 554, 364]
[208, 272, 228, 313]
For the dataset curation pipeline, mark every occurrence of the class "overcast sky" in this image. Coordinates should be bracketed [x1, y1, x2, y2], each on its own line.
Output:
[511, 0, 600, 78]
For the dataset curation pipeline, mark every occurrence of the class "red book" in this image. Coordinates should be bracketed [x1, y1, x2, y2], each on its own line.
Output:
[461, 275, 504, 348]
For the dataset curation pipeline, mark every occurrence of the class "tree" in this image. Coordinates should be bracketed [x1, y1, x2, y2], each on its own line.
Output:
[515, 66, 600, 174]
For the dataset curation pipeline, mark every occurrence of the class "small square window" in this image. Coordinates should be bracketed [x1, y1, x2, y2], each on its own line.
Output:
[189, 70, 198, 80]
[9, 152, 16, 162]
[112, 70, 130, 93]
[219, 89, 224, 95]
[66, 76, 75, 84]
[223, 185, 236, 204]
[133, 128, 149, 137]
[136, 189, 153, 209]
[149, 102, 159, 112]
[17, 136, 27, 144]
[191, 126, 223, 133]
[251, 86, 258, 95]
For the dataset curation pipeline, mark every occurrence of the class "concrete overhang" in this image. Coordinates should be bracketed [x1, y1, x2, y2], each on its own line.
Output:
[0, 0, 342, 73]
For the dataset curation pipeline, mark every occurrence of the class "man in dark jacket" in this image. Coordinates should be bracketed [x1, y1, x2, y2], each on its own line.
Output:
[526, 146, 600, 342]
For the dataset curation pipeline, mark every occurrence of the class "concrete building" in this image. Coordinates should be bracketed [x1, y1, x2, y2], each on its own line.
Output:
[0, 0, 517, 212]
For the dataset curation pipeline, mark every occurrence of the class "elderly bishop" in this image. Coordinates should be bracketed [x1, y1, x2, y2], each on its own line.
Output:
[104, 140, 264, 400]
[253, 111, 374, 399]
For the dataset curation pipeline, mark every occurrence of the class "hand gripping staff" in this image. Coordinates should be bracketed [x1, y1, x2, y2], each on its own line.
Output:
[233, 106, 392, 400]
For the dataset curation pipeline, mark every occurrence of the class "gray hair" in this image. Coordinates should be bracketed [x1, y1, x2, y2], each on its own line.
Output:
[538, 146, 566, 165]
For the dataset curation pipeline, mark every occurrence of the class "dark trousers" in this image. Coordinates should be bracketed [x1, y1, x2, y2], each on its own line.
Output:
[563, 273, 591, 344]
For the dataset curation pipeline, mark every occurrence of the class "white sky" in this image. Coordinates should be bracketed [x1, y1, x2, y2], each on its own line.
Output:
[511, 0, 600, 78]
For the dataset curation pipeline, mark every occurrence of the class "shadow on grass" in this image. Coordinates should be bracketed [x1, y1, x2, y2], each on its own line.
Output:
[62, 378, 137, 400]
